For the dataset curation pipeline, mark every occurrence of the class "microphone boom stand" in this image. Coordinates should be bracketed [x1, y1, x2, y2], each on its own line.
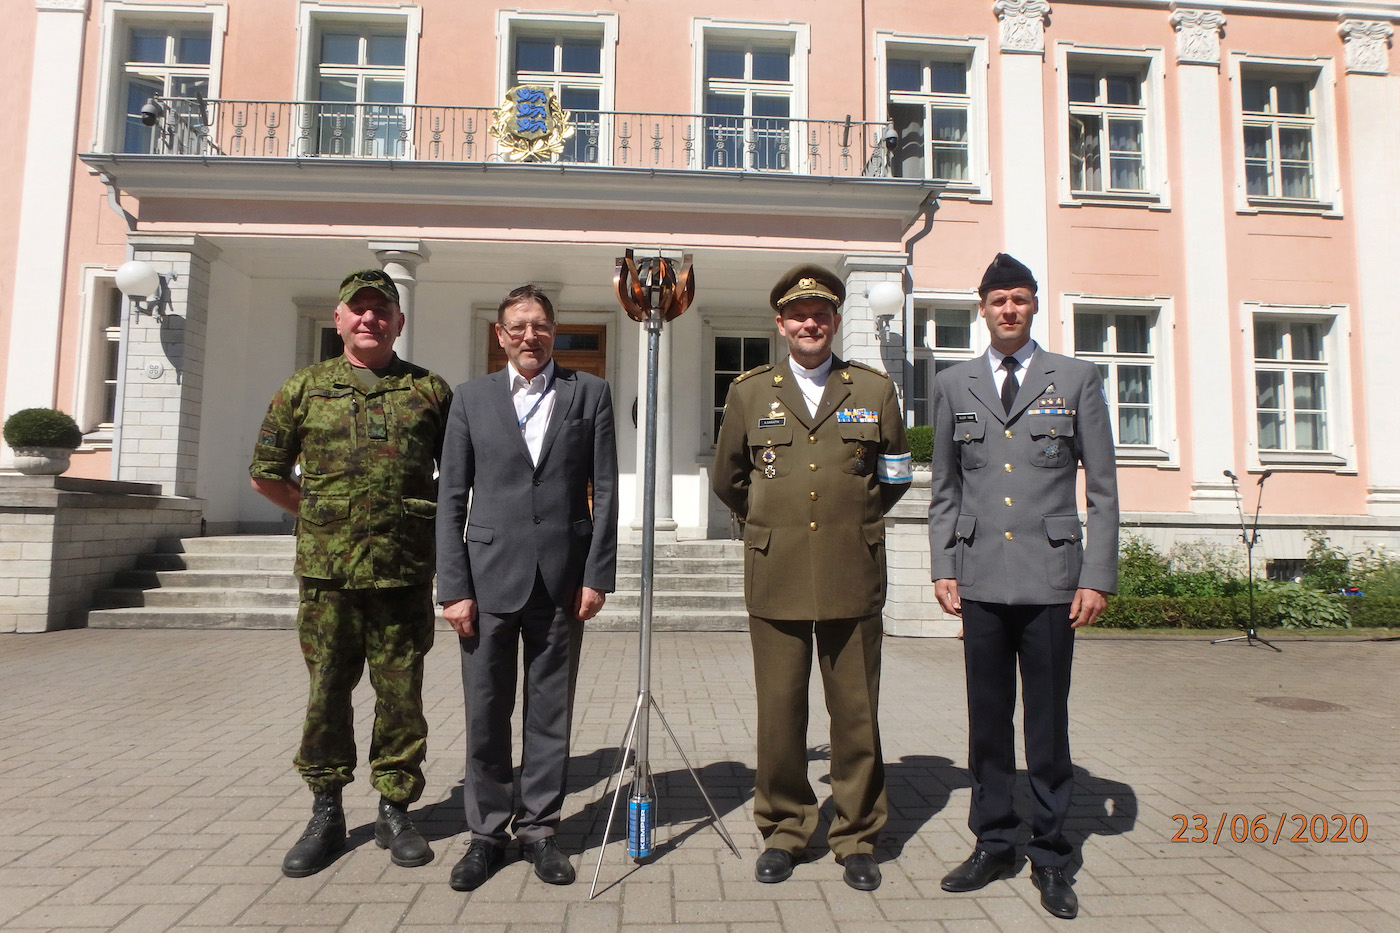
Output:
[1212, 470, 1280, 651]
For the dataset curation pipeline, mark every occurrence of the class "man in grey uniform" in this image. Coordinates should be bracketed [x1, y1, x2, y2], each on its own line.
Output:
[928, 253, 1118, 920]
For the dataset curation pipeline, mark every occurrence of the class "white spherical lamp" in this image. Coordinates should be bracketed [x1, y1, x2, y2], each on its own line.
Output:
[115, 261, 162, 301]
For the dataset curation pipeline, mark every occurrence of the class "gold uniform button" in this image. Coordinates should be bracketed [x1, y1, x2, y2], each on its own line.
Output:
[809, 463, 818, 471]
[810, 491, 818, 500]
[1004, 531, 1014, 540]
[809, 435, 817, 444]
[810, 521, 819, 530]
[1004, 463, 1013, 472]
[1004, 497, 1013, 507]
[1050, 428, 1058, 436]
[1004, 429, 1013, 438]
[963, 432, 972, 440]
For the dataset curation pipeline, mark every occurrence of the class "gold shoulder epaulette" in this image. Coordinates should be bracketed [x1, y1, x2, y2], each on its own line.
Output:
[733, 363, 773, 384]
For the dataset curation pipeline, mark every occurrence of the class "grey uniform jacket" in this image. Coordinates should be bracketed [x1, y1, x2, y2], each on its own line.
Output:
[927, 348, 1118, 605]
[435, 365, 619, 615]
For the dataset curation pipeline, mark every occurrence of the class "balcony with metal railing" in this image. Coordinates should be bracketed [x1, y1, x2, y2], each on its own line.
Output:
[138, 97, 897, 177]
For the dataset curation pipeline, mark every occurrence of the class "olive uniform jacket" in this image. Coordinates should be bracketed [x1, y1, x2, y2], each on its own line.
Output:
[249, 354, 452, 588]
[927, 347, 1118, 605]
[712, 355, 911, 622]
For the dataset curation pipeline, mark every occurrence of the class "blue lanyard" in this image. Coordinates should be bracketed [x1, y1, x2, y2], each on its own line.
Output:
[517, 369, 556, 427]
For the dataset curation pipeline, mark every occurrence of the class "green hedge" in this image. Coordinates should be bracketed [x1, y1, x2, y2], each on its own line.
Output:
[1097, 594, 1399, 630]
[907, 424, 933, 464]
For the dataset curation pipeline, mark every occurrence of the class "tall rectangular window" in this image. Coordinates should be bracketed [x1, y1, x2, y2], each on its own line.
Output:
[1067, 66, 1146, 193]
[1073, 308, 1157, 447]
[886, 53, 972, 183]
[703, 40, 794, 171]
[120, 24, 212, 153]
[1241, 72, 1317, 201]
[713, 334, 773, 437]
[312, 24, 407, 157]
[910, 302, 978, 425]
[1254, 316, 1330, 451]
[511, 30, 604, 163]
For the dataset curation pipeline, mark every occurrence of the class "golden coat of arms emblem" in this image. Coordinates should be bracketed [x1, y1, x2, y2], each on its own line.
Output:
[489, 86, 576, 162]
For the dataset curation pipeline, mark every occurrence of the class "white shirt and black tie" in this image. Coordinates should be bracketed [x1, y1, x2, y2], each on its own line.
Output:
[988, 341, 1036, 414]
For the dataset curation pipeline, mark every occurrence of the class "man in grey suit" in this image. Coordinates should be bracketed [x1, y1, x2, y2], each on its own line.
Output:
[436, 284, 619, 892]
[928, 254, 1118, 921]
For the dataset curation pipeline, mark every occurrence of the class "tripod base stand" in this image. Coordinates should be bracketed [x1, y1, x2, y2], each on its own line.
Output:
[588, 691, 741, 897]
[1211, 627, 1280, 651]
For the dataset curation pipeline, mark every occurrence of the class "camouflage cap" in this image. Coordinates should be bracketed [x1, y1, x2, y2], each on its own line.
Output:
[338, 268, 400, 305]
[770, 264, 845, 311]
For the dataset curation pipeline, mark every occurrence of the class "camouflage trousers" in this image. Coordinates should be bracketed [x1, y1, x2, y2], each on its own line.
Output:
[294, 582, 435, 803]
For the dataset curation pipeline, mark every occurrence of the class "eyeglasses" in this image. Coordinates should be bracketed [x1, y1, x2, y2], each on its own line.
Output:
[499, 321, 555, 340]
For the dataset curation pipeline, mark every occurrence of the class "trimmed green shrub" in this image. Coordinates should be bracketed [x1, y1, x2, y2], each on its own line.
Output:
[1260, 580, 1350, 629]
[1300, 529, 1352, 593]
[3, 408, 82, 449]
[907, 424, 933, 464]
[1347, 596, 1400, 627]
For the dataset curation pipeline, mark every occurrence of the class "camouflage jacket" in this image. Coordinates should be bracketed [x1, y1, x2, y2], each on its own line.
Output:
[250, 354, 452, 588]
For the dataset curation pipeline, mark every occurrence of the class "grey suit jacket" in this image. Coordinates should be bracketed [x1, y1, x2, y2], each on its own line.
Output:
[435, 365, 619, 615]
[928, 347, 1118, 604]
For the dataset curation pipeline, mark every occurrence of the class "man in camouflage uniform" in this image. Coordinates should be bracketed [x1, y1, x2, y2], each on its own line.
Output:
[250, 268, 452, 877]
[712, 264, 911, 892]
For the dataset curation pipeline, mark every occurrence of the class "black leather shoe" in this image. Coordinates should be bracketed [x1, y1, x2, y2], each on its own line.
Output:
[1031, 865, 1078, 920]
[754, 848, 796, 884]
[840, 853, 882, 891]
[521, 837, 575, 885]
[374, 798, 433, 868]
[282, 790, 347, 878]
[449, 841, 503, 892]
[940, 849, 1015, 892]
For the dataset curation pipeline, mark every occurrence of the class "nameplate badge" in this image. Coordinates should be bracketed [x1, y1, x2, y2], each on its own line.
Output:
[955, 412, 978, 423]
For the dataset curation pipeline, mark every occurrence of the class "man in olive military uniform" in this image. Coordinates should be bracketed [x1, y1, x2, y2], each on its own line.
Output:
[250, 269, 452, 878]
[928, 253, 1118, 920]
[712, 264, 911, 892]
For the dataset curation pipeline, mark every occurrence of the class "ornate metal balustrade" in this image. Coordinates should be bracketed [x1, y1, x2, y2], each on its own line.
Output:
[139, 98, 895, 178]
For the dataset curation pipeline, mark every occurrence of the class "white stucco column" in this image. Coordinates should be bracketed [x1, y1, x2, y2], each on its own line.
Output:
[837, 253, 908, 382]
[1338, 19, 1400, 515]
[2, 0, 89, 432]
[993, 0, 1052, 348]
[1171, 9, 1237, 511]
[370, 240, 429, 361]
[633, 318, 676, 534]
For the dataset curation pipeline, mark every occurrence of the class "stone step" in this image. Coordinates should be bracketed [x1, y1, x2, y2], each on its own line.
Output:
[111, 568, 744, 593]
[158, 535, 742, 560]
[84, 606, 748, 632]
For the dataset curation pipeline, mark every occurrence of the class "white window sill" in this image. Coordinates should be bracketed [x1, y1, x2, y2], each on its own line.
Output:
[1256, 450, 1353, 473]
[1063, 191, 1165, 210]
[1115, 446, 1176, 467]
[1239, 198, 1341, 218]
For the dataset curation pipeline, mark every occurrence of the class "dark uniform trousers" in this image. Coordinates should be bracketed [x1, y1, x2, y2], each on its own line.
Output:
[750, 612, 886, 858]
[961, 600, 1075, 868]
[295, 582, 435, 804]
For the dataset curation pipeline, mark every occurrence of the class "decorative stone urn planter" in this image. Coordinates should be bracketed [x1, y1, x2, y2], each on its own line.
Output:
[11, 447, 74, 476]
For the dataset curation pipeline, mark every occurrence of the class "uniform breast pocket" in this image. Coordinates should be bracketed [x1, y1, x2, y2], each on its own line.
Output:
[839, 422, 879, 475]
[954, 418, 988, 470]
[1028, 415, 1075, 468]
[750, 424, 793, 479]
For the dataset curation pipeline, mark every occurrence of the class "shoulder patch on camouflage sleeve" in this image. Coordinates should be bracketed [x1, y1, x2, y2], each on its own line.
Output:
[258, 427, 281, 448]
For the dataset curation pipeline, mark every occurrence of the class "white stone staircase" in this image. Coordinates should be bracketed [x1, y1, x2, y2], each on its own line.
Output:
[85, 534, 748, 631]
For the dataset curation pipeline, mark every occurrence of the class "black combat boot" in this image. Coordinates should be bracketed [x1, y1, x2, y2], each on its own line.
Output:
[282, 790, 347, 878]
[374, 797, 433, 868]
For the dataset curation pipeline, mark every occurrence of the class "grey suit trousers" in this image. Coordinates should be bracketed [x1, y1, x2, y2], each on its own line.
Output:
[459, 574, 583, 847]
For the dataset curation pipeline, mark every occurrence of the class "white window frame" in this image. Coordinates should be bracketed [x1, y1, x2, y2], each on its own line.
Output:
[704, 324, 778, 445]
[495, 11, 618, 166]
[692, 19, 810, 174]
[1243, 302, 1353, 471]
[92, 2, 227, 153]
[74, 266, 126, 446]
[294, 2, 421, 158]
[1054, 43, 1168, 209]
[908, 290, 983, 427]
[1061, 294, 1177, 466]
[1229, 53, 1342, 216]
[876, 32, 990, 199]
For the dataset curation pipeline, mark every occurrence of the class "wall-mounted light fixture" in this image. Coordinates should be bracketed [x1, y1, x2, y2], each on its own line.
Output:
[866, 280, 905, 339]
[115, 260, 176, 320]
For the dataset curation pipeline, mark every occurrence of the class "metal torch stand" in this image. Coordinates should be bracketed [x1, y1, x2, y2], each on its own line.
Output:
[588, 308, 740, 898]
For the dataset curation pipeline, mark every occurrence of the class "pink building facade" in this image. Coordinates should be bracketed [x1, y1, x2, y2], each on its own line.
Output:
[4, 0, 1399, 574]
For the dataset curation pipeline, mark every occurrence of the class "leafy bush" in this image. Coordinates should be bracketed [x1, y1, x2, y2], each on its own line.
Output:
[1118, 535, 1170, 597]
[1356, 565, 1400, 599]
[1347, 596, 1400, 627]
[907, 424, 933, 464]
[1300, 529, 1352, 593]
[1117, 536, 1248, 598]
[1259, 580, 1350, 629]
[3, 407, 82, 449]
[1096, 593, 1395, 630]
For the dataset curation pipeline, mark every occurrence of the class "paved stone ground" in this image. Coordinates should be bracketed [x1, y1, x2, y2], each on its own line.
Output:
[0, 629, 1396, 932]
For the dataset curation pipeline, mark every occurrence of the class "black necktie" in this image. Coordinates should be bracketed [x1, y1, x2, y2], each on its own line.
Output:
[1000, 356, 1020, 414]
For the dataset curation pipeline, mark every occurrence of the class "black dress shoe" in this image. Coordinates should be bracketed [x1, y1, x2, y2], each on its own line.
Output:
[839, 853, 882, 891]
[754, 848, 796, 884]
[940, 849, 1015, 892]
[449, 841, 503, 892]
[374, 798, 434, 868]
[1031, 865, 1078, 919]
[521, 837, 575, 885]
[282, 790, 347, 878]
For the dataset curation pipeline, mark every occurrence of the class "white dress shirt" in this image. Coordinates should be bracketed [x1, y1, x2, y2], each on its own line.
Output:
[509, 360, 556, 465]
[987, 340, 1037, 397]
[789, 355, 834, 418]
